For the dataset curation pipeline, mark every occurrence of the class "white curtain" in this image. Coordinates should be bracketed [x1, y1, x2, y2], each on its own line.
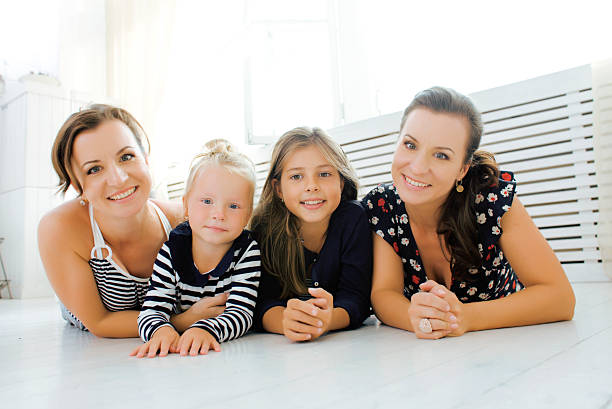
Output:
[105, 0, 177, 199]
[592, 59, 612, 279]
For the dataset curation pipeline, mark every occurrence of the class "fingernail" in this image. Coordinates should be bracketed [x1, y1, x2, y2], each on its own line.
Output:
[436, 290, 445, 296]
[318, 328, 323, 333]
[317, 321, 323, 327]
[451, 323, 458, 329]
[312, 309, 317, 315]
[445, 305, 450, 311]
[449, 315, 457, 321]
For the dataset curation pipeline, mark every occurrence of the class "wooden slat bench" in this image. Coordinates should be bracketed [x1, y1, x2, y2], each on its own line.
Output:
[167, 65, 605, 282]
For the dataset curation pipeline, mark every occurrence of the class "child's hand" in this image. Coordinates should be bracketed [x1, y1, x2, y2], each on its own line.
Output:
[188, 292, 228, 319]
[129, 326, 179, 358]
[170, 293, 228, 332]
[307, 287, 334, 339]
[282, 298, 325, 342]
[177, 327, 221, 356]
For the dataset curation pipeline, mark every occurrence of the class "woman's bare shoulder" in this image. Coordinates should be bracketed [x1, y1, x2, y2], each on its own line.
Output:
[38, 199, 92, 249]
[152, 199, 184, 228]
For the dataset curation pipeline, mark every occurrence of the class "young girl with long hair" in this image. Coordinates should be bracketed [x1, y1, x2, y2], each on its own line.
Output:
[131, 140, 260, 357]
[251, 127, 371, 342]
[364, 87, 575, 339]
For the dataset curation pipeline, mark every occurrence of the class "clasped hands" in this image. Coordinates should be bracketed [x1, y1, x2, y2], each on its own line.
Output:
[409, 280, 469, 339]
[130, 292, 227, 358]
[282, 287, 334, 342]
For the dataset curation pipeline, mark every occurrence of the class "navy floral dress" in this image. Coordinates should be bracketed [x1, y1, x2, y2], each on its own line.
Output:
[362, 171, 524, 302]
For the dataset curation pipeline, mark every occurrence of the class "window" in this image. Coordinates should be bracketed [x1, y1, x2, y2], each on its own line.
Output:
[244, 0, 339, 144]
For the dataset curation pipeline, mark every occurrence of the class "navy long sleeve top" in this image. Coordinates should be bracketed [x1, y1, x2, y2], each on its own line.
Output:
[138, 223, 261, 343]
[254, 200, 373, 330]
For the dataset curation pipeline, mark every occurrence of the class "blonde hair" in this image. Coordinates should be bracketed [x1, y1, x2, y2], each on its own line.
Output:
[250, 127, 359, 298]
[183, 139, 256, 205]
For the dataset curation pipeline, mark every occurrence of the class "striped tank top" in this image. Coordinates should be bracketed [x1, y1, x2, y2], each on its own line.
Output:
[60, 201, 172, 330]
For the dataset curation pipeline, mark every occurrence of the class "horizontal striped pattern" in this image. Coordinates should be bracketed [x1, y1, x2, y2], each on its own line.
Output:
[138, 240, 261, 342]
[60, 201, 171, 330]
[60, 258, 152, 330]
[90, 259, 149, 311]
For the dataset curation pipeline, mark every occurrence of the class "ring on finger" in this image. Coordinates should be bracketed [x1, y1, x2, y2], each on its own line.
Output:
[418, 318, 432, 334]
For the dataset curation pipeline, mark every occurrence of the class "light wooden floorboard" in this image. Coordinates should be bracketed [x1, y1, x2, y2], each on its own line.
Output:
[1, 282, 611, 409]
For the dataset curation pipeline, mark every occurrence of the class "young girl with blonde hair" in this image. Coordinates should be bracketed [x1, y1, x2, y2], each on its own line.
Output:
[132, 139, 261, 357]
[251, 127, 371, 342]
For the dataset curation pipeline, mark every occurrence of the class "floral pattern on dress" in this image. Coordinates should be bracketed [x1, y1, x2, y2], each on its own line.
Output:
[361, 170, 524, 303]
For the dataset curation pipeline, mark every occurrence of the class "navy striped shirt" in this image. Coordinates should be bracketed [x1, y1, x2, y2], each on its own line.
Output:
[138, 223, 261, 342]
[61, 201, 171, 330]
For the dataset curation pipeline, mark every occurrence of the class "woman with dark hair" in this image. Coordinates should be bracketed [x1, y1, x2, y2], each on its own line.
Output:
[363, 87, 575, 339]
[38, 104, 224, 337]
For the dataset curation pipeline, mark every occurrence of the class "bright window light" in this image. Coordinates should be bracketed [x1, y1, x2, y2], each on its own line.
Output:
[246, 21, 336, 143]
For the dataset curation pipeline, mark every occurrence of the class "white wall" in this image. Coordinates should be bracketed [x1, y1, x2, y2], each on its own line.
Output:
[0, 80, 87, 298]
[58, 0, 107, 98]
[0, 0, 106, 298]
[0, 0, 106, 95]
[352, 0, 612, 122]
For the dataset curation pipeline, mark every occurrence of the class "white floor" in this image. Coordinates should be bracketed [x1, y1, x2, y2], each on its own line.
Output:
[1, 282, 612, 409]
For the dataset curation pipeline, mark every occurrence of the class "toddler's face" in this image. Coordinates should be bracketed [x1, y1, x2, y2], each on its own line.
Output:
[184, 165, 253, 249]
[275, 144, 343, 230]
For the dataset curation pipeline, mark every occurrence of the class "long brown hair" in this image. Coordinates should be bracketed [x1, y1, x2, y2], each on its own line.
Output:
[250, 127, 359, 298]
[51, 104, 150, 195]
[400, 87, 499, 280]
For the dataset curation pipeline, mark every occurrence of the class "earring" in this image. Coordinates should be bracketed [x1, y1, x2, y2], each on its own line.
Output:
[455, 179, 464, 193]
[79, 197, 87, 206]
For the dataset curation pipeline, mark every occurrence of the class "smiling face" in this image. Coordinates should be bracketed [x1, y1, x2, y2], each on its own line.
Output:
[71, 119, 151, 218]
[183, 165, 253, 250]
[275, 144, 343, 231]
[392, 108, 471, 209]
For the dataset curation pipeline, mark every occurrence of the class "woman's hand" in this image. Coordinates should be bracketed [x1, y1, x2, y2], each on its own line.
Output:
[176, 328, 221, 356]
[130, 326, 179, 358]
[418, 280, 468, 337]
[408, 281, 459, 339]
